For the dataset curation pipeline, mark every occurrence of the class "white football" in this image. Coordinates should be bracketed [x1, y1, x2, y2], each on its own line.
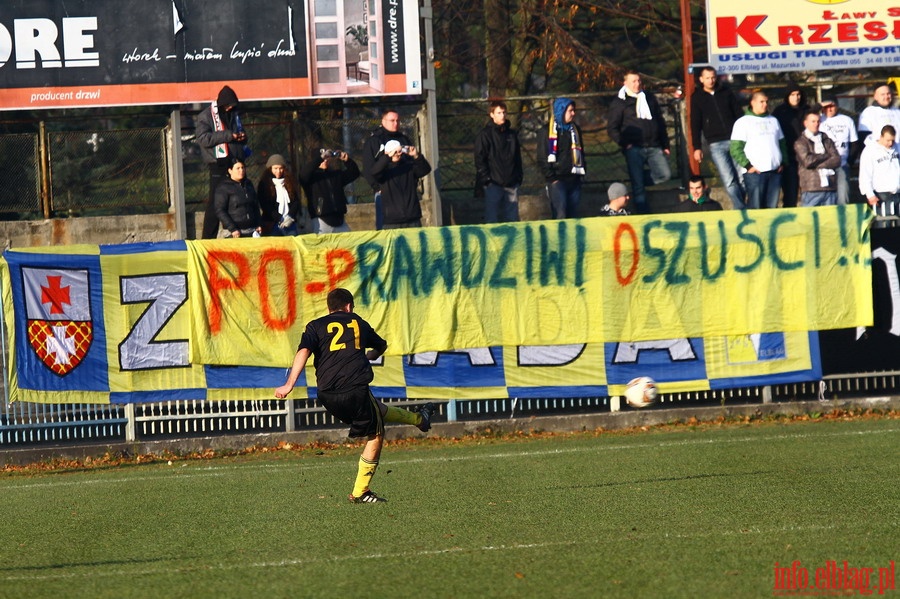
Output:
[624, 376, 658, 408]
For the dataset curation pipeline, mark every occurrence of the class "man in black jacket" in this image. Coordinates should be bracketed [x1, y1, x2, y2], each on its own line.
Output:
[474, 100, 523, 223]
[361, 109, 414, 230]
[538, 98, 586, 219]
[369, 140, 432, 228]
[607, 71, 671, 214]
[690, 67, 745, 209]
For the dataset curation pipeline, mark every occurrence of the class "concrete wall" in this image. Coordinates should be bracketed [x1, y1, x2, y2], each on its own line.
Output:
[0, 187, 686, 249]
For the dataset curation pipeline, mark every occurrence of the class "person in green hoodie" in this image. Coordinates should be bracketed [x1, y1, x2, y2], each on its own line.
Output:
[730, 90, 788, 209]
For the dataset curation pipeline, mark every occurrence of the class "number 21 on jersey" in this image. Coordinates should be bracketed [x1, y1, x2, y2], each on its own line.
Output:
[327, 319, 361, 351]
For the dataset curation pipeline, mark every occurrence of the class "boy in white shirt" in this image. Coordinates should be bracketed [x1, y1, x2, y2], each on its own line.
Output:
[859, 125, 900, 218]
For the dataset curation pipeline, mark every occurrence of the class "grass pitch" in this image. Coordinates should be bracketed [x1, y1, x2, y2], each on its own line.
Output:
[0, 415, 897, 598]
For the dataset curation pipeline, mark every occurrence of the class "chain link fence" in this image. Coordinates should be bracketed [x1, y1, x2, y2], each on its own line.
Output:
[49, 128, 168, 217]
[436, 92, 685, 224]
[0, 133, 41, 220]
[0, 79, 892, 224]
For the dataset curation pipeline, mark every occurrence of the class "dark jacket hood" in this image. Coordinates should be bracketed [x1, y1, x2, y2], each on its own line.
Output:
[217, 85, 240, 110]
[783, 82, 806, 105]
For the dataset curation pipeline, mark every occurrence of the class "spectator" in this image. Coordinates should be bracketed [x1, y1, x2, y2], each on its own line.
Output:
[818, 99, 859, 205]
[257, 154, 307, 236]
[859, 125, 900, 218]
[607, 70, 671, 214]
[369, 140, 431, 229]
[690, 66, 745, 209]
[362, 109, 414, 230]
[214, 158, 262, 238]
[474, 100, 523, 223]
[730, 90, 787, 209]
[195, 85, 249, 239]
[538, 98, 586, 219]
[599, 182, 631, 216]
[298, 149, 361, 234]
[772, 82, 808, 208]
[858, 83, 900, 146]
[673, 175, 723, 212]
[794, 109, 841, 207]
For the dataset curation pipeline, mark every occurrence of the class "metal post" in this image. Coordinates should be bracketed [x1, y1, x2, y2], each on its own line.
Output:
[0, 275, 8, 405]
[285, 399, 296, 432]
[167, 109, 187, 240]
[124, 402, 136, 442]
[419, 0, 442, 226]
[38, 121, 52, 219]
[446, 399, 457, 422]
[680, 0, 699, 176]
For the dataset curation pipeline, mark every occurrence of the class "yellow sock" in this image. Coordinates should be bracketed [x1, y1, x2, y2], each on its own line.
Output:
[352, 457, 379, 498]
[384, 405, 422, 427]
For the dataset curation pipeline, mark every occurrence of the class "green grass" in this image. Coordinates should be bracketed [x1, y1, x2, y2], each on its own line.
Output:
[0, 418, 897, 598]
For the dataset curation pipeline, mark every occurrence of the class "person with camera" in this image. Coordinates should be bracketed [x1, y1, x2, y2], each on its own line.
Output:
[214, 158, 262, 238]
[362, 109, 415, 230]
[368, 140, 432, 229]
[298, 149, 360, 234]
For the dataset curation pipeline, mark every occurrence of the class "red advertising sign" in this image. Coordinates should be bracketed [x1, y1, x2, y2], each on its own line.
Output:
[707, 0, 900, 74]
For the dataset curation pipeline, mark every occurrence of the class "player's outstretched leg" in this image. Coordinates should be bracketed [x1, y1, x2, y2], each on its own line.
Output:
[382, 402, 436, 432]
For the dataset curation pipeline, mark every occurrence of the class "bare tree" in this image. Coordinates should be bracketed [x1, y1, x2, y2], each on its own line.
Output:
[434, 0, 704, 96]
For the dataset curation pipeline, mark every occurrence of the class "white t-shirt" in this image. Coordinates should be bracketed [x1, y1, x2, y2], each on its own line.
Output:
[857, 104, 900, 141]
[858, 141, 900, 197]
[820, 113, 858, 166]
[731, 113, 784, 173]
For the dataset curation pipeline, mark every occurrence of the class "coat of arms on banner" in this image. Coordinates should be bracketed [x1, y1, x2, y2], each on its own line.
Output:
[23, 268, 93, 376]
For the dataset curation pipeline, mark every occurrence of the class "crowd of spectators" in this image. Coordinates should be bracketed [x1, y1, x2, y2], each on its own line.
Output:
[197, 75, 899, 238]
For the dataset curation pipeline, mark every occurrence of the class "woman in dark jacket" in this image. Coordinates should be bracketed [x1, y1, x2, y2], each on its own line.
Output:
[257, 154, 306, 235]
[214, 158, 262, 238]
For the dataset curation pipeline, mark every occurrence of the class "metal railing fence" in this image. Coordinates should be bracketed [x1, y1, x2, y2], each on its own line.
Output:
[2, 374, 897, 448]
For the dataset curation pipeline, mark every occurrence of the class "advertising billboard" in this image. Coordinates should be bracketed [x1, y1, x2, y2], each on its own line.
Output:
[0, 0, 422, 110]
[707, 0, 900, 74]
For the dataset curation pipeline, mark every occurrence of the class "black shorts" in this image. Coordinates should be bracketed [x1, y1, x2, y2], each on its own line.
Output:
[317, 386, 384, 439]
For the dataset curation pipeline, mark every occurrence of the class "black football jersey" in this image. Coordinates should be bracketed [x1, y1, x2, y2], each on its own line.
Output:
[298, 311, 387, 392]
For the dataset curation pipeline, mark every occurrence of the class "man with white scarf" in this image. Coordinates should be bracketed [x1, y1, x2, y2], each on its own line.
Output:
[607, 70, 671, 214]
[794, 110, 841, 207]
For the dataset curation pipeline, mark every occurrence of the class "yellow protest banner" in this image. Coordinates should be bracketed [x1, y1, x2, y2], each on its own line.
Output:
[186, 205, 873, 367]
